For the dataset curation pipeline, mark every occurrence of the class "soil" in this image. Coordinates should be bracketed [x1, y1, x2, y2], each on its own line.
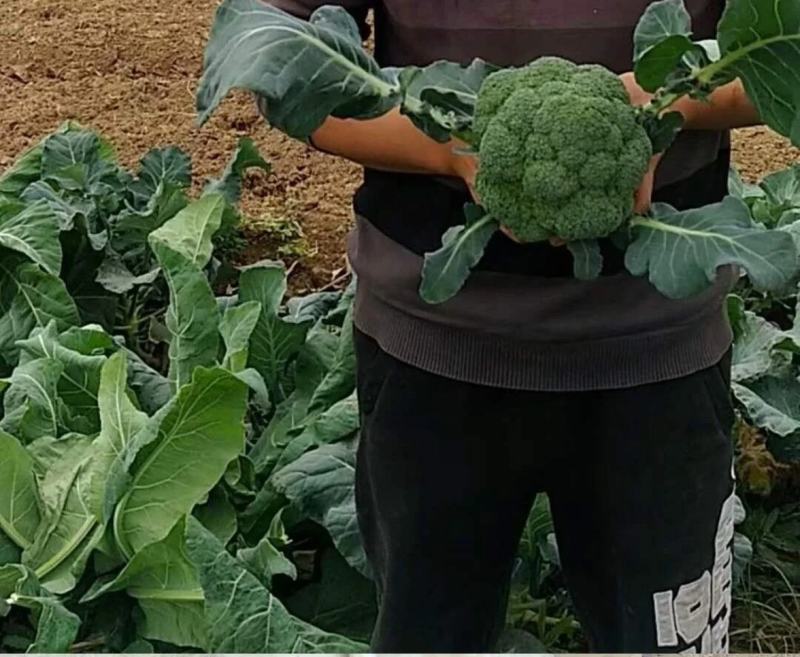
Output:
[0, 0, 798, 290]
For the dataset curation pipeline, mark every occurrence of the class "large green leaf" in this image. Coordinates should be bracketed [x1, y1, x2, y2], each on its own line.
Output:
[23, 434, 103, 594]
[130, 147, 192, 203]
[272, 440, 369, 577]
[150, 242, 221, 391]
[197, 1, 400, 138]
[733, 376, 800, 437]
[204, 137, 270, 204]
[626, 198, 798, 299]
[307, 303, 355, 414]
[113, 367, 247, 556]
[41, 130, 126, 199]
[274, 391, 359, 471]
[1, 357, 63, 441]
[714, 0, 800, 144]
[185, 518, 365, 653]
[731, 309, 790, 382]
[633, 0, 693, 59]
[420, 205, 499, 304]
[0, 260, 80, 363]
[0, 430, 41, 549]
[149, 193, 226, 269]
[239, 264, 312, 400]
[0, 141, 44, 197]
[21, 180, 95, 231]
[0, 564, 81, 652]
[184, 517, 300, 652]
[17, 322, 107, 434]
[219, 300, 262, 373]
[0, 200, 61, 275]
[87, 353, 149, 523]
[82, 519, 206, 649]
[632, 0, 710, 92]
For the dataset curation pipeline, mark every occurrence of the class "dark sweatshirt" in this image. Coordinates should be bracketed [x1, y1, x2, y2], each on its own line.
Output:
[270, 0, 734, 391]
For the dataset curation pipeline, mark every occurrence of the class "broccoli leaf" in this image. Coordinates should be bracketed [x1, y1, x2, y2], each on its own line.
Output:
[0, 565, 81, 652]
[731, 309, 791, 382]
[204, 137, 270, 204]
[633, 0, 693, 60]
[112, 367, 248, 557]
[705, 0, 800, 144]
[82, 518, 206, 649]
[272, 440, 369, 578]
[0, 200, 62, 276]
[0, 431, 40, 550]
[420, 204, 499, 304]
[238, 263, 313, 402]
[400, 60, 497, 142]
[567, 240, 603, 280]
[198, 0, 488, 143]
[135, 147, 192, 199]
[0, 260, 80, 366]
[733, 376, 800, 437]
[626, 198, 798, 299]
[197, 1, 400, 138]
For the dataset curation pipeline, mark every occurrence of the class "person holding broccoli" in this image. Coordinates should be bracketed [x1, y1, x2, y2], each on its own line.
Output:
[262, 1, 762, 653]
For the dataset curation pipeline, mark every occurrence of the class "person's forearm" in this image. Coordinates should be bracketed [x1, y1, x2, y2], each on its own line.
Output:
[672, 79, 760, 131]
[310, 108, 469, 179]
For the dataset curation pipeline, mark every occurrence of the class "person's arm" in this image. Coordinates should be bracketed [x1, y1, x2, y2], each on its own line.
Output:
[676, 79, 761, 130]
[308, 76, 762, 225]
[311, 77, 761, 182]
[621, 74, 760, 131]
[310, 108, 471, 180]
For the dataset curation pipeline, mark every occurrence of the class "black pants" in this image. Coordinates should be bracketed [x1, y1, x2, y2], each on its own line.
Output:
[354, 329, 736, 653]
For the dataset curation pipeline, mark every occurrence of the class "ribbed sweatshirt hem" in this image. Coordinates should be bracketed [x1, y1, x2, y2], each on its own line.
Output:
[353, 285, 733, 392]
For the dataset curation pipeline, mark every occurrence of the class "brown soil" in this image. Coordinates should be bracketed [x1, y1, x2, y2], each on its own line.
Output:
[0, 0, 797, 290]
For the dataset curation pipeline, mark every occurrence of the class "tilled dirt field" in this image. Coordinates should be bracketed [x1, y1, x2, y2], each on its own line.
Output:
[1, 0, 798, 289]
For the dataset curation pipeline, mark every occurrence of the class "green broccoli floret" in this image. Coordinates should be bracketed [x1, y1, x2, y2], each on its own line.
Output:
[473, 57, 652, 242]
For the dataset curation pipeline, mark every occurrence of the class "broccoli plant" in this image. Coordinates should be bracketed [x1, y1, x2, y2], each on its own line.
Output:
[197, 0, 800, 303]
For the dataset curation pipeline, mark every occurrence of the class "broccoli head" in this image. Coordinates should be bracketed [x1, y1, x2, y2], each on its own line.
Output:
[473, 57, 652, 242]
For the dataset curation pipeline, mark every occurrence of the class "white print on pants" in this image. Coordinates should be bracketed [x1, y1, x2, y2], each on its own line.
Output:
[651, 489, 735, 654]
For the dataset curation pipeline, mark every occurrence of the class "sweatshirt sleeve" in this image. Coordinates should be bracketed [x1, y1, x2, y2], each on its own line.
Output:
[265, 0, 372, 39]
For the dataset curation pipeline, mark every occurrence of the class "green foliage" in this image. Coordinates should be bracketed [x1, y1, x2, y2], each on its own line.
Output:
[0, 129, 370, 652]
[197, 0, 800, 304]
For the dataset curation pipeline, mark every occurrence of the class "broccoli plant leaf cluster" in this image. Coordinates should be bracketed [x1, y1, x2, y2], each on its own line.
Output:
[0, 127, 373, 653]
[197, 0, 800, 304]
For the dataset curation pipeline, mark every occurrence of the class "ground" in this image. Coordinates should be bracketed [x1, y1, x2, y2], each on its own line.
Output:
[0, 0, 798, 289]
